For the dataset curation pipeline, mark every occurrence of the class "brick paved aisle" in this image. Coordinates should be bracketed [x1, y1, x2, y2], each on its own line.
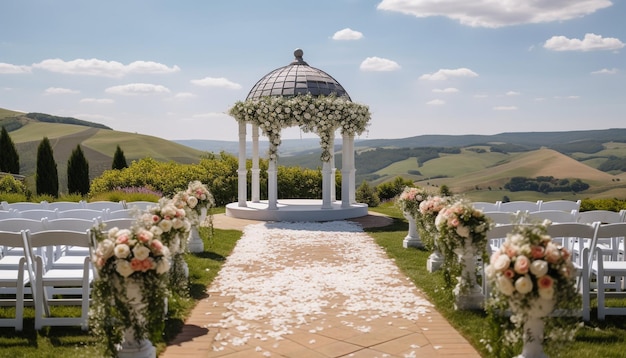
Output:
[161, 218, 481, 358]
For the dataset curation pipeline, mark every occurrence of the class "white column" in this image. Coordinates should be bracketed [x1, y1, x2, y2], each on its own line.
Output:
[267, 158, 278, 210]
[341, 134, 350, 208]
[329, 131, 336, 202]
[321, 161, 332, 209]
[348, 134, 356, 204]
[251, 125, 260, 203]
[237, 121, 248, 207]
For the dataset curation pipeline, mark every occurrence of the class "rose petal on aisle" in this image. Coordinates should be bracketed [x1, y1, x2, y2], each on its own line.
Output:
[207, 220, 433, 347]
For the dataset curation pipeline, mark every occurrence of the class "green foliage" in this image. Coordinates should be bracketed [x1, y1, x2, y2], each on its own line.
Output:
[35, 137, 59, 198]
[25, 112, 112, 129]
[504, 176, 590, 193]
[440, 184, 452, 196]
[0, 126, 20, 174]
[355, 180, 380, 207]
[580, 198, 626, 212]
[0, 174, 26, 195]
[551, 140, 605, 154]
[89, 188, 161, 203]
[376, 176, 414, 201]
[598, 156, 626, 172]
[277, 166, 322, 199]
[67, 144, 90, 195]
[0, 192, 27, 203]
[112, 144, 128, 170]
[489, 143, 530, 153]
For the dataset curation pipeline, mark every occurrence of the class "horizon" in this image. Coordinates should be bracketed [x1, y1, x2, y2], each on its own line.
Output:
[1, 1, 624, 142]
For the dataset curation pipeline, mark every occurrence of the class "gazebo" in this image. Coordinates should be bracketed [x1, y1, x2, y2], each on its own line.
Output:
[226, 49, 371, 221]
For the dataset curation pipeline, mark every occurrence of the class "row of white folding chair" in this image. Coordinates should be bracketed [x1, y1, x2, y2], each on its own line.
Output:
[485, 209, 626, 226]
[2, 200, 126, 212]
[0, 230, 31, 331]
[473, 200, 582, 213]
[0, 208, 134, 222]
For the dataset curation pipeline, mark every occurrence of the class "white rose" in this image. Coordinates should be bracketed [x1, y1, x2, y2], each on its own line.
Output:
[133, 245, 151, 261]
[538, 286, 554, 300]
[515, 275, 533, 295]
[493, 255, 511, 272]
[172, 218, 185, 230]
[115, 259, 134, 277]
[497, 275, 515, 296]
[159, 219, 173, 232]
[156, 258, 171, 274]
[530, 260, 549, 277]
[97, 239, 115, 260]
[114, 244, 130, 259]
[186, 196, 198, 209]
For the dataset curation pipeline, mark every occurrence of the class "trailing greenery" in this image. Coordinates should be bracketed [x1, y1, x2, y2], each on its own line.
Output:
[35, 137, 59, 197]
[504, 176, 590, 193]
[0, 126, 20, 174]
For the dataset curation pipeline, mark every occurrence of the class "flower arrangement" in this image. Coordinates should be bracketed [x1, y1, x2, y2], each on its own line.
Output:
[91, 224, 171, 355]
[397, 186, 428, 218]
[175, 180, 215, 226]
[417, 195, 452, 251]
[483, 221, 580, 356]
[138, 197, 191, 254]
[435, 198, 492, 291]
[229, 93, 371, 162]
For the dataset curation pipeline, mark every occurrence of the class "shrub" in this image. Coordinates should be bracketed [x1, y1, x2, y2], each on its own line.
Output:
[376, 176, 414, 201]
[36, 137, 59, 198]
[0, 174, 26, 195]
[356, 180, 380, 207]
[67, 145, 90, 196]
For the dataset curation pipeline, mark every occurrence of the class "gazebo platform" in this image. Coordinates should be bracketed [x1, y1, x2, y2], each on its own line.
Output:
[225, 199, 368, 222]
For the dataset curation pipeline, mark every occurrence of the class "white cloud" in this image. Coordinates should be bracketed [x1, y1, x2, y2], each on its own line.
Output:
[190, 77, 242, 89]
[0, 62, 31, 74]
[544, 33, 624, 52]
[359, 57, 401, 71]
[506, 91, 521, 96]
[432, 87, 459, 93]
[493, 106, 518, 111]
[80, 98, 114, 104]
[591, 68, 618, 75]
[32, 58, 180, 77]
[426, 99, 445, 105]
[105, 83, 171, 96]
[44, 87, 79, 95]
[420, 68, 478, 81]
[377, 0, 612, 28]
[332, 28, 364, 40]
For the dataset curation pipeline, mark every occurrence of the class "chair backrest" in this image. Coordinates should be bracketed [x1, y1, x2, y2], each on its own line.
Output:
[594, 222, 626, 262]
[499, 201, 541, 213]
[124, 201, 157, 212]
[0, 218, 47, 233]
[544, 222, 600, 266]
[46, 201, 85, 211]
[83, 201, 125, 211]
[472, 201, 501, 212]
[484, 211, 520, 225]
[2, 201, 48, 211]
[539, 200, 581, 212]
[56, 209, 106, 221]
[25, 229, 92, 271]
[106, 209, 133, 220]
[0, 210, 18, 220]
[0, 230, 28, 257]
[526, 210, 578, 224]
[102, 218, 136, 230]
[577, 210, 626, 224]
[43, 218, 98, 232]
[17, 209, 58, 220]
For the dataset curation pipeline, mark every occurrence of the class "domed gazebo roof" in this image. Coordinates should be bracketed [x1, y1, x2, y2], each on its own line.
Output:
[246, 49, 351, 101]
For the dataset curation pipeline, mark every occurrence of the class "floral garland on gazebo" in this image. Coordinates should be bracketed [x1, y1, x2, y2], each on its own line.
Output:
[229, 93, 371, 162]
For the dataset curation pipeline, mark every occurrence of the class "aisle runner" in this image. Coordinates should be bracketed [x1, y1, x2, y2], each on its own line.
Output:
[207, 221, 433, 352]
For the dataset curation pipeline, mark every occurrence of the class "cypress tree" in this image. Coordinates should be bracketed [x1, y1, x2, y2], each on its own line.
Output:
[36, 137, 59, 197]
[67, 144, 90, 196]
[0, 126, 20, 174]
[112, 145, 128, 170]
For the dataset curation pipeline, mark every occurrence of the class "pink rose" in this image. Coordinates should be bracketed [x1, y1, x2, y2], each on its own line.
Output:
[531, 245, 545, 259]
[130, 258, 143, 271]
[545, 244, 561, 264]
[538, 275, 554, 289]
[514, 256, 530, 274]
[503, 269, 515, 279]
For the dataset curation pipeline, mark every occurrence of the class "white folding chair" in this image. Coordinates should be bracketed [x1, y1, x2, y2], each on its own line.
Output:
[0, 210, 18, 220]
[0, 218, 47, 267]
[539, 200, 581, 212]
[577, 210, 626, 224]
[46, 201, 85, 211]
[499, 200, 541, 213]
[544, 222, 600, 322]
[106, 209, 133, 220]
[17, 209, 58, 220]
[484, 211, 520, 225]
[526, 210, 578, 224]
[591, 223, 626, 320]
[83, 201, 125, 211]
[0, 230, 31, 331]
[101, 218, 136, 231]
[3, 201, 47, 211]
[24, 229, 94, 331]
[57, 208, 106, 221]
[43, 218, 99, 260]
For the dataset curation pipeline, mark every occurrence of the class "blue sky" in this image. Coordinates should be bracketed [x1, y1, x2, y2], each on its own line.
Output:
[1, 0, 624, 142]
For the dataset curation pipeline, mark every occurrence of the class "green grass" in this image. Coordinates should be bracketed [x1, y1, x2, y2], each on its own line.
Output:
[368, 202, 626, 358]
[0, 215, 240, 357]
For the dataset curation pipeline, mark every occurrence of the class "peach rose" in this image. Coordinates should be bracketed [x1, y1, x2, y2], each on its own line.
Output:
[514, 255, 530, 274]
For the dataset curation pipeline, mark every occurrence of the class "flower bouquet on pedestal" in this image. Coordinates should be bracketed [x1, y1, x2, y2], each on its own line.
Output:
[396, 186, 428, 249]
[484, 221, 580, 358]
[418, 195, 452, 272]
[435, 198, 491, 310]
[91, 225, 171, 357]
[174, 180, 215, 253]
